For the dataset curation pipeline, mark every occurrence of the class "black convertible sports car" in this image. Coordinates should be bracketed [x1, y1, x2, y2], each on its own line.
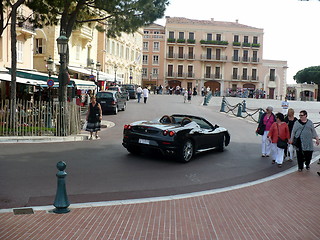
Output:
[122, 114, 230, 162]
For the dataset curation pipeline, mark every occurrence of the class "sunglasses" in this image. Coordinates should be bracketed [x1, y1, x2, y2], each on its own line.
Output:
[299, 114, 305, 117]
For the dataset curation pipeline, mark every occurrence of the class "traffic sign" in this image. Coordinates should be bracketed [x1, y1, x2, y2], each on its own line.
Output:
[47, 79, 54, 87]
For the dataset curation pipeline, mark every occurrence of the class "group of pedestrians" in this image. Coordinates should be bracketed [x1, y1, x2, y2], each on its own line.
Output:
[256, 105, 319, 172]
[136, 86, 149, 104]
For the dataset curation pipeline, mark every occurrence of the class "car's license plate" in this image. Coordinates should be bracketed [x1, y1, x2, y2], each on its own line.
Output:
[101, 101, 106, 103]
[139, 139, 150, 144]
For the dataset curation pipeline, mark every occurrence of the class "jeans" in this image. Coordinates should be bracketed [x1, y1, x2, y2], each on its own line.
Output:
[137, 93, 141, 103]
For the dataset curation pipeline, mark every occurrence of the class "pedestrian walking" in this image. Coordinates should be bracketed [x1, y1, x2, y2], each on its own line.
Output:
[267, 113, 290, 167]
[281, 97, 289, 116]
[256, 106, 275, 157]
[86, 96, 102, 140]
[289, 110, 319, 172]
[284, 108, 297, 161]
[136, 85, 142, 103]
[183, 90, 188, 103]
[187, 88, 192, 103]
[142, 86, 149, 104]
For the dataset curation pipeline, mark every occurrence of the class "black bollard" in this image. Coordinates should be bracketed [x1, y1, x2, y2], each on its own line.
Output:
[53, 161, 70, 214]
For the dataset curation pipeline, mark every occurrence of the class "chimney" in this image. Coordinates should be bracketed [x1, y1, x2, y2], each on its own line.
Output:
[235, 19, 239, 23]
[211, 18, 214, 22]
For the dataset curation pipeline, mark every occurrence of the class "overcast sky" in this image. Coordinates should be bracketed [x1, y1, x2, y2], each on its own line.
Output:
[155, 0, 320, 83]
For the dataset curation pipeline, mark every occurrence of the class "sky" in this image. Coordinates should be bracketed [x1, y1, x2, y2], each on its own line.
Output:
[155, 0, 320, 83]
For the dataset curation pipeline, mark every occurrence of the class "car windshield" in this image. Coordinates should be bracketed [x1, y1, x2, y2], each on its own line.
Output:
[123, 85, 134, 90]
[96, 92, 113, 99]
[108, 87, 118, 91]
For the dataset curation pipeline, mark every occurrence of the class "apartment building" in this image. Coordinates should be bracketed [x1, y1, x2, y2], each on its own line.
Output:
[163, 17, 287, 99]
[142, 23, 166, 88]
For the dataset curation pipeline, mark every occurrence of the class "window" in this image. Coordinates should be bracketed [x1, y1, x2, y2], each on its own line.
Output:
[154, 31, 160, 35]
[232, 68, 238, 79]
[76, 44, 81, 60]
[120, 45, 124, 58]
[35, 38, 44, 54]
[188, 47, 194, 59]
[244, 36, 249, 43]
[178, 47, 184, 59]
[216, 34, 221, 41]
[153, 42, 159, 51]
[142, 55, 148, 64]
[144, 30, 149, 34]
[179, 32, 184, 39]
[143, 42, 148, 51]
[126, 47, 129, 60]
[216, 49, 221, 60]
[169, 31, 174, 39]
[234, 35, 239, 42]
[168, 46, 174, 58]
[243, 50, 249, 62]
[178, 65, 183, 77]
[188, 65, 193, 77]
[207, 33, 212, 41]
[270, 69, 276, 81]
[168, 65, 173, 77]
[17, 40, 23, 62]
[233, 49, 239, 61]
[215, 67, 221, 79]
[252, 69, 257, 80]
[153, 55, 159, 64]
[189, 32, 194, 40]
[152, 68, 159, 76]
[252, 51, 258, 62]
[131, 50, 134, 61]
[242, 68, 248, 80]
[112, 42, 115, 55]
[142, 68, 147, 77]
[253, 36, 258, 44]
[206, 48, 212, 59]
[205, 66, 211, 78]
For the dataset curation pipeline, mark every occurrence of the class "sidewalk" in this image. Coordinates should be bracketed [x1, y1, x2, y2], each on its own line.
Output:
[1, 157, 320, 239]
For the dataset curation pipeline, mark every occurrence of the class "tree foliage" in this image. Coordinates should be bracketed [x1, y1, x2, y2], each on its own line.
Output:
[26, 0, 169, 38]
[294, 66, 320, 101]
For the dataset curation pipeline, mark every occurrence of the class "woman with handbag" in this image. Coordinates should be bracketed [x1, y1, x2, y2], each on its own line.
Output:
[257, 106, 275, 157]
[86, 96, 102, 140]
[284, 108, 298, 161]
[267, 113, 290, 167]
[289, 110, 319, 172]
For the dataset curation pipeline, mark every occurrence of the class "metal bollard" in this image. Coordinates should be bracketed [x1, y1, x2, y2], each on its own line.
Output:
[220, 96, 225, 112]
[237, 104, 242, 117]
[242, 100, 246, 112]
[53, 161, 70, 214]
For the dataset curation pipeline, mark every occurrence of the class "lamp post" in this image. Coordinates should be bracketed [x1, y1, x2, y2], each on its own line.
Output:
[46, 56, 54, 100]
[90, 59, 94, 75]
[129, 66, 133, 84]
[56, 32, 69, 136]
[114, 65, 118, 85]
[96, 61, 101, 91]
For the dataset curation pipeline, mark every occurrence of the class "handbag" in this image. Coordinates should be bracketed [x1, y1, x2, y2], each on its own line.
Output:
[256, 124, 265, 135]
[292, 123, 306, 149]
[276, 124, 287, 149]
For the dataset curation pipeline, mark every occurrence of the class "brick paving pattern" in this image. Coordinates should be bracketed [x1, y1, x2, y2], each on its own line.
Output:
[1, 162, 320, 240]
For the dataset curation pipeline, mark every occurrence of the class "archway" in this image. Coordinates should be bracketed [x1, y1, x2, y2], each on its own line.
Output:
[204, 81, 220, 95]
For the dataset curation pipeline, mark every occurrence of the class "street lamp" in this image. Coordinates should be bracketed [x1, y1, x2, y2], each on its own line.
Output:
[90, 59, 94, 75]
[129, 66, 133, 84]
[47, 56, 54, 77]
[96, 61, 101, 91]
[114, 65, 118, 85]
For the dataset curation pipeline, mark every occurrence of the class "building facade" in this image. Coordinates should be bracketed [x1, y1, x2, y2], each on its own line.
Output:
[162, 17, 287, 98]
[142, 23, 166, 88]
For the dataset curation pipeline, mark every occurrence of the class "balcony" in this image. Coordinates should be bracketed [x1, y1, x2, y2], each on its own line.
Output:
[186, 73, 195, 79]
[200, 54, 227, 62]
[252, 43, 260, 48]
[177, 39, 186, 44]
[167, 53, 176, 59]
[73, 25, 93, 42]
[204, 73, 214, 79]
[186, 54, 195, 60]
[167, 38, 176, 44]
[166, 72, 175, 78]
[176, 72, 185, 78]
[232, 56, 240, 62]
[251, 57, 260, 64]
[241, 75, 249, 81]
[187, 39, 196, 44]
[231, 75, 240, 80]
[16, 21, 36, 39]
[242, 57, 250, 63]
[200, 40, 229, 47]
[232, 42, 241, 47]
[250, 76, 259, 81]
[242, 42, 251, 48]
[269, 75, 277, 81]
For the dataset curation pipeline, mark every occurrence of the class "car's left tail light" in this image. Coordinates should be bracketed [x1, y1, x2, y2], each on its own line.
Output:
[124, 124, 132, 130]
[163, 130, 175, 136]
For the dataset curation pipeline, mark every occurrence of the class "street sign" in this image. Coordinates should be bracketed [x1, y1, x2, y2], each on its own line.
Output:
[47, 79, 54, 87]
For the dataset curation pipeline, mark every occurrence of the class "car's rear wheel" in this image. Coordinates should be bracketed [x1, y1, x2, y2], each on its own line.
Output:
[177, 140, 194, 163]
[126, 145, 141, 155]
[113, 106, 118, 115]
[122, 103, 126, 111]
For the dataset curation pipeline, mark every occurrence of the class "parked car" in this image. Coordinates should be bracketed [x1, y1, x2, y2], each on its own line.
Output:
[121, 84, 138, 99]
[96, 90, 126, 114]
[107, 86, 130, 100]
[122, 114, 230, 162]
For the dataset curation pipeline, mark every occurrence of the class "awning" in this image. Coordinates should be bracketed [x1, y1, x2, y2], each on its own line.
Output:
[68, 66, 124, 83]
[0, 72, 47, 85]
[71, 79, 96, 91]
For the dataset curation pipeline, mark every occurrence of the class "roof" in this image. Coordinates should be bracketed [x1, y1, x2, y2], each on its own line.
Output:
[166, 17, 263, 31]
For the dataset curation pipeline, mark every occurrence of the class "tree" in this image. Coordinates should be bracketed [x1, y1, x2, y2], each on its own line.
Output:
[294, 66, 320, 101]
[26, 0, 169, 104]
